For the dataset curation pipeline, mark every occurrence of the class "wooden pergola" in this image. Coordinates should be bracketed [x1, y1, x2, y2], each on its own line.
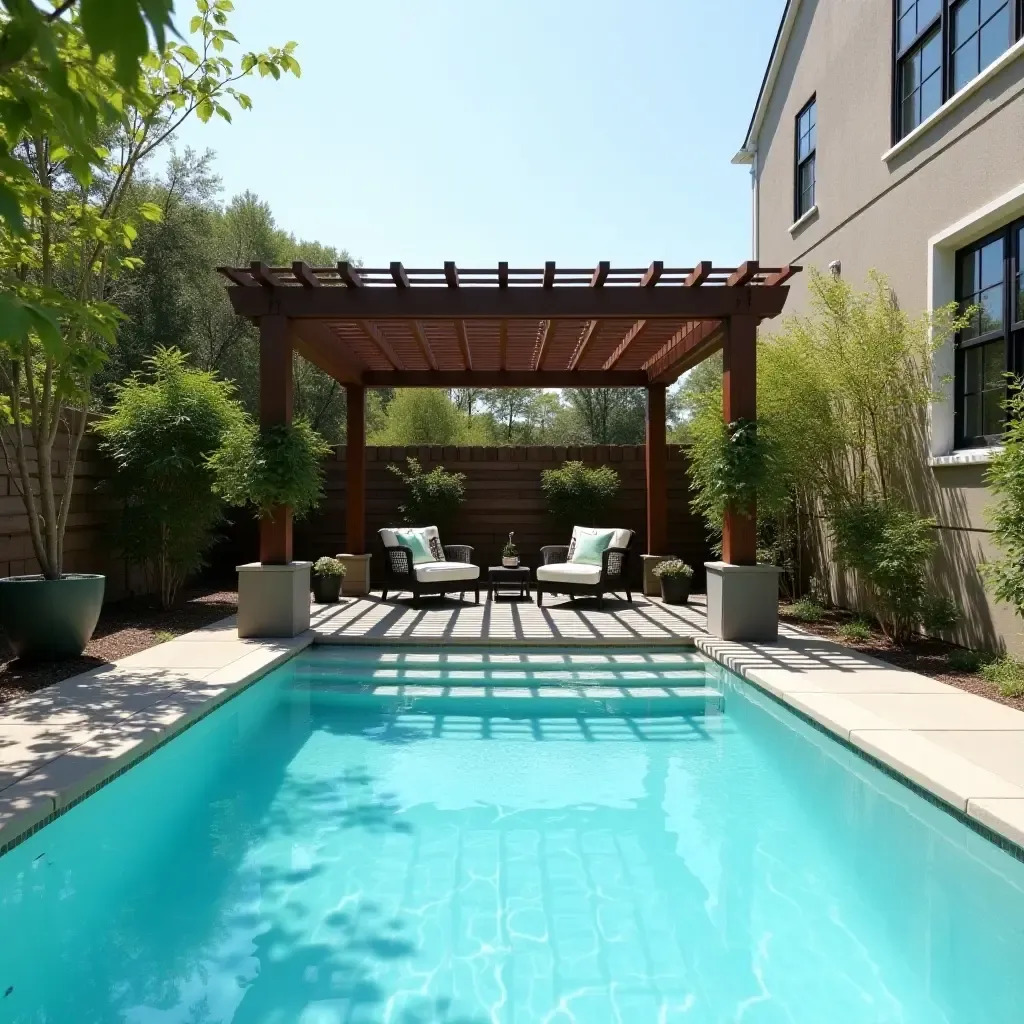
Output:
[219, 259, 798, 572]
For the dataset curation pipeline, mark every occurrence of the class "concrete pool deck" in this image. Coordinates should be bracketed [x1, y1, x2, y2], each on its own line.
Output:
[1, 593, 1024, 856]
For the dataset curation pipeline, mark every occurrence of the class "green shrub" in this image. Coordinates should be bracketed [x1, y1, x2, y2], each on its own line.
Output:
[981, 656, 1024, 698]
[788, 597, 826, 622]
[313, 556, 346, 577]
[388, 457, 466, 530]
[921, 595, 960, 636]
[503, 532, 518, 559]
[541, 461, 620, 526]
[948, 648, 985, 673]
[983, 386, 1024, 616]
[96, 348, 245, 609]
[830, 498, 946, 642]
[688, 416, 788, 532]
[652, 559, 693, 580]
[837, 617, 873, 641]
[209, 418, 332, 518]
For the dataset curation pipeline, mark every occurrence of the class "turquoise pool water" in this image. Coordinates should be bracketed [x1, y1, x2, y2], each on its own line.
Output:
[2, 647, 1024, 1023]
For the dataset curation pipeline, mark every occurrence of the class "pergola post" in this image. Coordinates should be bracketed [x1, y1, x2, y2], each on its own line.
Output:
[642, 383, 672, 597]
[259, 315, 293, 565]
[236, 315, 311, 638]
[705, 314, 780, 641]
[721, 315, 757, 566]
[338, 384, 372, 595]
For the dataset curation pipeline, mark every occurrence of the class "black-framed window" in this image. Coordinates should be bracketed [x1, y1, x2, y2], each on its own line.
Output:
[955, 216, 1024, 448]
[794, 98, 816, 221]
[893, 0, 1022, 142]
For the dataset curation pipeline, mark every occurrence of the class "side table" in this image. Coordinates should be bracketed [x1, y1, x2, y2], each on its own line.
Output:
[487, 565, 531, 601]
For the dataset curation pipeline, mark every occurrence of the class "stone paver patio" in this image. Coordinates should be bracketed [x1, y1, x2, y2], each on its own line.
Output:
[309, 593, 707, 644]
[1, 593, 1024, 857]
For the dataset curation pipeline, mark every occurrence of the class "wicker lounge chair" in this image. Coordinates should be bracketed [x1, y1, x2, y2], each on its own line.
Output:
[535, 527, 634, 608]
[379, 526, 480, 604]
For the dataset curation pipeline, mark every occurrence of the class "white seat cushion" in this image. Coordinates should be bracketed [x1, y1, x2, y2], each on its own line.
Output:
[414, 560, 480, 584]
[536, 561, 602, 586]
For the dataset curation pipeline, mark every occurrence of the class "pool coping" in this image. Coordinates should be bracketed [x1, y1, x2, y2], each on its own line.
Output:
[2, 610, 1024, 860]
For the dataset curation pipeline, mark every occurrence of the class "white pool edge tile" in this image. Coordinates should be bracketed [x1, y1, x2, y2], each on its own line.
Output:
[0, 627, 313, 851]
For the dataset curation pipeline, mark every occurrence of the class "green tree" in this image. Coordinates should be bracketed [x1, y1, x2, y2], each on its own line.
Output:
[370, 389, 469, 445]
[96, 347, 244, 608]
[0, 0, 177, 234]
[564, 388, 646, 444]
[0, 3, 299, 578]
[684, 268, 968, 619]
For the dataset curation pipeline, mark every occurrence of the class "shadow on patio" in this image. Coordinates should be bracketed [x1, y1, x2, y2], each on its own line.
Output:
[309, 593, 708, 644]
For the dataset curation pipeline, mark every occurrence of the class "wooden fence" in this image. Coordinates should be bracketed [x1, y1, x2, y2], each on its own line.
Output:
[0, 436, 712, 595]
[0, 429, 142, 597]
[296, 445, 712, 587]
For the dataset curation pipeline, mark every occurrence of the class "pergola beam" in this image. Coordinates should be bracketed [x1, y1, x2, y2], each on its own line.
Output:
[357, 320, 405, 371]
[567, 319, 599, 371]
[455, 319, 473, 371]
[533, 320, 555, 370]
[292, 261, 321, 288]
[684, 261, 712, 287]
[224, 284, 790, 321]
[640, 261, 664, 287]
[603, 319, 651, 371]
[410, 320, 438, 371]
[290, 319, 366, 385]
[362, 370, 650, 388]
[390, 261, 410, 288]
[727, 260, 759, 287]
[337, 261, 363, 288]
[646, 320, 724, 383]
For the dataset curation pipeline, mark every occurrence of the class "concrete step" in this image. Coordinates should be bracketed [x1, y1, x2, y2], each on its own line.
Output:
[291, 666, 710, 688]
[283, 681, 724, 717]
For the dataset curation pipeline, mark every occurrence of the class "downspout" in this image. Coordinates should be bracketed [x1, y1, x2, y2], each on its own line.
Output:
[750, 148, 760, 260]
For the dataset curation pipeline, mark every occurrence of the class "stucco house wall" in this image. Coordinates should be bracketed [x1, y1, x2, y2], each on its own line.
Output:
[738, 0, 1024, 653]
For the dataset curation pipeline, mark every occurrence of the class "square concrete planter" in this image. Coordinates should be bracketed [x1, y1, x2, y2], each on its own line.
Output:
[237, 561, 312, 638]
[336, 553, 372, 596]
[705, 561, 781, 642]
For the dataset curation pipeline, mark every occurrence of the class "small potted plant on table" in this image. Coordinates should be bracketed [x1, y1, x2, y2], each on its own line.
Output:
[653, 559, 693, 605]
[311, 557, 347, 604]
[502, 532, 519, 568]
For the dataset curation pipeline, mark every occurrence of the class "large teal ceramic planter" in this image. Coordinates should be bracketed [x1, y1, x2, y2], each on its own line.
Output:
[0, 574, 105, 660]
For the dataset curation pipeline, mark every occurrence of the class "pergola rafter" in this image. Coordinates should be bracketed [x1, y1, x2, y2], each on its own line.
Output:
[218, 259, 799, 571]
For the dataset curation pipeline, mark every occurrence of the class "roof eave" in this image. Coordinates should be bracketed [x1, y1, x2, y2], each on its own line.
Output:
[738, 0, 802, 154]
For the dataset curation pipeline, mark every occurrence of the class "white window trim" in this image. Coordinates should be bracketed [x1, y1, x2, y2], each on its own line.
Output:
[928, 182, 1024, 462]
[928, 447, 1002, 468]
[788, 204, 818, 236]
[883, 36, 1024, 164]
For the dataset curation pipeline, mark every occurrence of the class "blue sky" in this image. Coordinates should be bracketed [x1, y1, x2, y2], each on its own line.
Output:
[170, 0, 785, 268]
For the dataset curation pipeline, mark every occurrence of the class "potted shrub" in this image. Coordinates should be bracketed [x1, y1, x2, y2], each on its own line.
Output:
[653, 559, 694, 604]
[311, 557, 346, 603]
[502, 532, 519, 568]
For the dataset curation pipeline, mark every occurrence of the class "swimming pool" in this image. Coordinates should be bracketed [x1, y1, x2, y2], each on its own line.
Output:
[2, 646, 1023, 1022]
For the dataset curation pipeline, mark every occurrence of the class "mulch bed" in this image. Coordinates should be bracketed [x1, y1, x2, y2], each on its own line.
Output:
[779, 603, 1024, 714]
[0, 586, 238, 706]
